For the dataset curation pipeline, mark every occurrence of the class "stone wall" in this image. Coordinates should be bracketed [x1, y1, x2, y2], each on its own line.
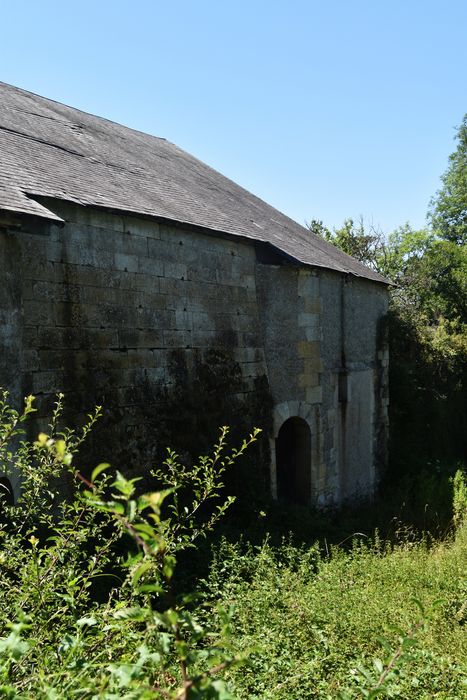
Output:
[1, 201, 269, 476]
[0, 200, 388, 505]
[256, 264, 388, 506]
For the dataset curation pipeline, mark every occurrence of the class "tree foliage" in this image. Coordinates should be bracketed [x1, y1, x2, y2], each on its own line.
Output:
[310, 116, 467, 472]
[308, 217, 386, 271]
[429, 114, 467, 245]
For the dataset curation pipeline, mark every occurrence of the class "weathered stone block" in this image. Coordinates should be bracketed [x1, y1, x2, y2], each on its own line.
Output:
[306, 385, 323, 404]
[303, 297, 322, 313]
[118, 329, 164, 349]
[298, 272, 319, 297]
[114, 253, 140, 273]
[297, 340, 321, 361]
[174, 310, 193, 330]
[123, 216, 160, 240]
[164, 262, 187, 280]
[163, 329, 191, 348]
[32, 371, 67, 394]
[137, 257, 164, 277]
[159, 277, 187, 296]
[191, 329, 217, 347]
[298, 372, 320, 388]
[115, 232, 149, 257]
[23, 349, 40, 371]
[24, 300, 55, 326]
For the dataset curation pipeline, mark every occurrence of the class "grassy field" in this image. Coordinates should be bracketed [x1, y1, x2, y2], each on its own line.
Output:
[200, 523, 467, 699]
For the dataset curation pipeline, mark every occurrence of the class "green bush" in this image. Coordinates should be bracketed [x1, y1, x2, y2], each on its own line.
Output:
[452, 469, 467, 528]
[0, 390, 259, 698]
[1, 391, 465, 698]
[203, 528, 466, 698]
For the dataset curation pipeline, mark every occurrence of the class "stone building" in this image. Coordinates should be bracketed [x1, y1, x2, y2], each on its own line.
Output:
[0, 82, 389, 506]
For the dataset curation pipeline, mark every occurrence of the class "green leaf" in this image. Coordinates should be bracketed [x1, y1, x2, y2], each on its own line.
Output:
[132, 522, 158, 539]
[91, 463, 111, 483]
[76, 616, 97, 627]
[127, 498, 137, 522]
[0, 633, 29, 660]
[112, 471, 138, 498]
[373, 658, 384, 674]
[109, 663, 140, 686]
[162, 555, 176, 580]
[113, 607, 147, 621]
[410, 598, 425, 616]
[58, 634, 77, 655]
[137, 583, 164, 594]
[132, 561, 152, 586]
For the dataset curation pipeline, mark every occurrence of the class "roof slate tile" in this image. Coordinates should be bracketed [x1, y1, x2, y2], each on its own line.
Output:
[0, 82, 388, 284]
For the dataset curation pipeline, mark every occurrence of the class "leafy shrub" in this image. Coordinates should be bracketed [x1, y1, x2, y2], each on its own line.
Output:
[203, 527, 466, 698]
[1, 390, 465, 698]
[452, 468, 467, 528]
[0, 390, 259, 698]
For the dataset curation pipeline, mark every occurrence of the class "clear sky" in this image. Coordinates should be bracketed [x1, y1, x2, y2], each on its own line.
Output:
[1, 0, 466, 234]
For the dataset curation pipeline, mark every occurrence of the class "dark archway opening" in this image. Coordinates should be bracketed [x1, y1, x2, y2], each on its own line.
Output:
[0, 477, 14, 507]
[276, 417, 311, 505]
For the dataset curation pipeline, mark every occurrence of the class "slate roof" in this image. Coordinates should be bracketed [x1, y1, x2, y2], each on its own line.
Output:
[0, 81, 388, 284]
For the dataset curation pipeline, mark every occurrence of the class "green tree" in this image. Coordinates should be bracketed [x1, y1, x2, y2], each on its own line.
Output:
[309, 115, 467, 474]
[384, 225, 467, 326]
[429, 114, 467, 245]
[309, 216, 386, 272]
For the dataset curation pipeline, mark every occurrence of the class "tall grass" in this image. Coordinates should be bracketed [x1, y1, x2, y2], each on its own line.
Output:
[203, 523, 467, 698]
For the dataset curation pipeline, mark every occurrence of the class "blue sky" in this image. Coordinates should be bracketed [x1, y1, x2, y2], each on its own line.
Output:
[2, 0, 466, 234]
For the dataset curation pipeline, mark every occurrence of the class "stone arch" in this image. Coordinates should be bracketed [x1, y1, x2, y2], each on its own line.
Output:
[269, 401, 317, 504]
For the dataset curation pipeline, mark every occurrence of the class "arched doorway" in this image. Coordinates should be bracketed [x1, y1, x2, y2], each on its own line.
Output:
[276, 417, 311, 505]
[0, 477, 14, 507]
